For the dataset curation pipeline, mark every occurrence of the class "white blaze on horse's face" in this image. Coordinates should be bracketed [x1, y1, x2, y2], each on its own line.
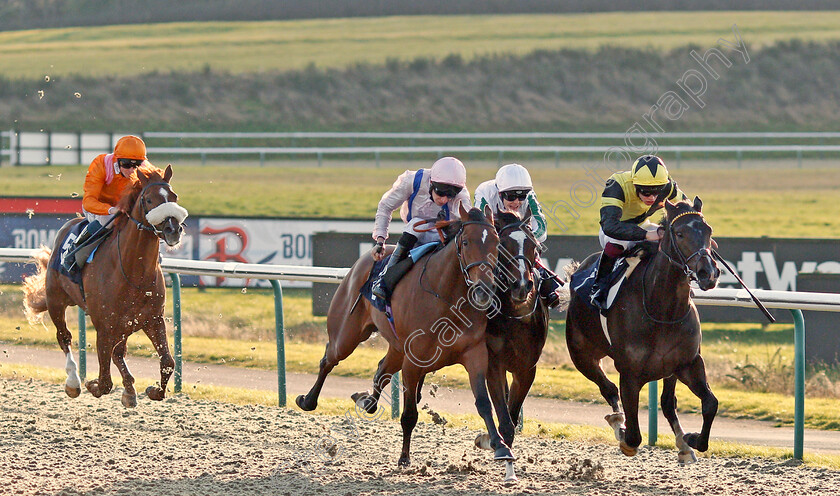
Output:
[481, 228, 488, 244]
[508, 230, 529, 279]
[158, 187, 169, 201]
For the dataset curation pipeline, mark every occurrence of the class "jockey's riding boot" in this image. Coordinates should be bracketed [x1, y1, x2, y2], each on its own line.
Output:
[536, 266, 563, 309]
[62, 220, 102, 271]
[590, 252, 618, 310]
[372, 233, 417, 300]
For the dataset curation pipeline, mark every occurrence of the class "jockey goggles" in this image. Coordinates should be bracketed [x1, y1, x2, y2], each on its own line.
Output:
[500, 189, 530, 201]
[431, 182, 462, 198]
[635, 184, 665, 198]
[118, 158, 143, 169]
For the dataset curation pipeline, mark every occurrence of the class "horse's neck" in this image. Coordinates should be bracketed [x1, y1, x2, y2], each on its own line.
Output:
[427, 240, 472, 302]
[115, 219, 161, 282]
[644, 250, 692, 317]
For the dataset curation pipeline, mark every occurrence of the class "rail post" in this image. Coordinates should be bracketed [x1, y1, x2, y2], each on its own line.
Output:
[391, 371, 400, 419]
[169, 273, 183, 393]
[77, 308, 86, 380]
[792, 309, 805, 460]
[648, 380, 658, 445]
[270, 280, 286, 407]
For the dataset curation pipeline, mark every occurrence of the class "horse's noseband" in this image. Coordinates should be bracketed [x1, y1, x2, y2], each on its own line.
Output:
[128, 181, 185, 237]
[663, 210, 713, 282]
[456, 220, 497, 286]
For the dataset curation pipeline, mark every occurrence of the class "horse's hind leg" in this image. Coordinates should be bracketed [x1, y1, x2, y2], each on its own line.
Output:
[296, 319, 373, 412]
[351, 346, 403, 415]
[111, 336, 137, 408]
[661, 375, 697, 464]
[567, 330, 623, 438]
[675, 355, 718, 453]
[143, 317, 175, 402]
[47, 301, 81, 398]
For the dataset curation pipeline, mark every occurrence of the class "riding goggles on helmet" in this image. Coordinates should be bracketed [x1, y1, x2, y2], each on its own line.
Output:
[118, 158, 144, 169]
[431, 182, 462, 198]
[500, 189, 530, 201]
[635, 184, 665, 197]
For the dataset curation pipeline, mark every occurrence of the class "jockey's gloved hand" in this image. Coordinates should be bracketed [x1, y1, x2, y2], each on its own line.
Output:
[436, 209, 448, 222]
[371, 239, 385, 261]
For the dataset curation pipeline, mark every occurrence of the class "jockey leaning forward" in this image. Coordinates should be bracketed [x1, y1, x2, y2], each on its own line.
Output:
[370, 156, 471, 300]
[590, 155, 687, 309]
[473, 163, 562, 309]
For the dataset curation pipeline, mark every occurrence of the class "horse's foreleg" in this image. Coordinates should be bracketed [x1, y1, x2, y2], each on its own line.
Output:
[618, 377, 642, 456]
[85, 327, 114, 398]
[143, 318, 174, 402]
[351, 347, 403, 415]
[661, 375, 697, 464]
[111, 337, 137, 408]
[475, 361, 516, 450]
[505, 367, 537, 442]
[676, 355, 718, 453]
[568, 335, 623, 436]
[396, 365, 424, 467]
[463, 345, 513, 461]
[47, 302, 81, 398]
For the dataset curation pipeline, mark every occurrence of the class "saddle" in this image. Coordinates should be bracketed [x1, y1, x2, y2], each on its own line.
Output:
[54, 221, 110, 283]
[571, 242, 656, 312]
[361, 242, 441, 312]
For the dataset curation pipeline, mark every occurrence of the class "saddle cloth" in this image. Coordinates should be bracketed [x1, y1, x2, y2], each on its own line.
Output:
[51, 220, 102, 285]
[360, 242, 441, 312]
[570, 255, 643, 311]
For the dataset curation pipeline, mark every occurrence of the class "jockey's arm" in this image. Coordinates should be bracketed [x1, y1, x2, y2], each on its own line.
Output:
[600, 206, 649, 241]
[526, 192, 548, 242]
[81, 160, 112, 215]
[372, 170, 415, 242]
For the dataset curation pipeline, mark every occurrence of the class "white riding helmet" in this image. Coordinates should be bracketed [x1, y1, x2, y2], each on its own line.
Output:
[430, 156, 467, 188]
[495, 163, 533, 192]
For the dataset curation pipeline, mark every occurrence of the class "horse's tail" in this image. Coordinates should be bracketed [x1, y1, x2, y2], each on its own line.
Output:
[22, 246, 51, 324]
[553, 261, 580, 312]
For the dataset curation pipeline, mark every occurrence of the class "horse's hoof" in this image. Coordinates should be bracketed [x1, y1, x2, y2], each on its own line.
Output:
[474, 434, 492, 451]
[350, 392, 377, 415]
[494, 446, 515, 461]
[619, 442, 637, 457]
[121, 391, 137, 408]
[683, 432, 708, 452]
[65, 385, 81, 398]
[85, 380, 103, 398]
[605, 412, 626, 442]
[295, 395, 316, 411]
[398, 456, 410, 467]
[145, 385, 165, 401]
[678, 449, 698, 465]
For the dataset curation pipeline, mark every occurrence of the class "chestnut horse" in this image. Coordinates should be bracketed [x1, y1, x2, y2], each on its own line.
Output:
[23, 165, 187, 408]
[475, 210, 556, 451]
[296, 205, 514, 465]
[565, 198, 720, 463]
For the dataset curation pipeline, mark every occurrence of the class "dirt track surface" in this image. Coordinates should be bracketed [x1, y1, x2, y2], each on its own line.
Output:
[2, 378, 840, 496]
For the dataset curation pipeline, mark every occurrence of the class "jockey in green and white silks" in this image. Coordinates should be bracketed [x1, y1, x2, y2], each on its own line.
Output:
[474, 163, 562, 309]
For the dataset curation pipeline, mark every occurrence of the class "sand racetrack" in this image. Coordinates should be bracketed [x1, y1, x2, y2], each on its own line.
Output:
[2, 377, 839, 496]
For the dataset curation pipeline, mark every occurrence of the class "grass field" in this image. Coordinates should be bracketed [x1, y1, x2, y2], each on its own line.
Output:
[3, 12, 840, 79]
[2, 160, 838, 237]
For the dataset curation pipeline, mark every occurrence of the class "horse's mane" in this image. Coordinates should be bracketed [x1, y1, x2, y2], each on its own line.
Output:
[495, 210, 521, 230]
[437, 207, 490, 245]
[114, 165, 165, 229]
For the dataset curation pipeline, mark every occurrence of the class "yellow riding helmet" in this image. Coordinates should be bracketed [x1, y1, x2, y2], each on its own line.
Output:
[631, 155, 669, 186]
[113, 135, 147, 161]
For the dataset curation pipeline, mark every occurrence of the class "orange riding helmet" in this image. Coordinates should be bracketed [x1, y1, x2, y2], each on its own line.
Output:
[113, 135, 147, 161]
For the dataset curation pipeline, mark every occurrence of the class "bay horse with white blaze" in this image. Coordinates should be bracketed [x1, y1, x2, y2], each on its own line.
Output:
[565, 198, 720, 463]
[23, 165, 187, 408]
[297, 205, 514, 466]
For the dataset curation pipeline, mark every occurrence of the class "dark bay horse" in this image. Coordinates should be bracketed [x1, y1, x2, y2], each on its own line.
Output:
[475, 210, 557, 452]
[565, 198, 720, 464]
[296, 205, 514, 466]
[23, 165, 187, 408]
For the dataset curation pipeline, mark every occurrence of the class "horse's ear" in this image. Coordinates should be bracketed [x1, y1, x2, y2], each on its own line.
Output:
[664, 199, 678, 219]
[522, 208, 532, 223]
[459, 202, 469, 220]
[483, 204, 494, 224]
[693, 196, 702, 212]
[164, 164, 173, 182]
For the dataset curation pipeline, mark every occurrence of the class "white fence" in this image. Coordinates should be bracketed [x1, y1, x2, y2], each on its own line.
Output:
[6, 130, 840, 166]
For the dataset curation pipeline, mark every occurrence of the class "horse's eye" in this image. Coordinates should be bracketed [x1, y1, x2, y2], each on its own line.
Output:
[676, 232, 684, 238]
[462, 240, 468, 246]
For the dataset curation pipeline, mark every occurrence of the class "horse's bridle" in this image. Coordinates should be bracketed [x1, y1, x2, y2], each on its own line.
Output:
[127, 181, 180, 237]
[660, 210, 713, 282]
[456, 220, 498, 286]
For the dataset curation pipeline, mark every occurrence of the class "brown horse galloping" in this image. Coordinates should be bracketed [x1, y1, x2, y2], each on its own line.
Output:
[565, 198, 720, 464]
[297, 205, 513, 466]
[23, 165, 187, 408]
